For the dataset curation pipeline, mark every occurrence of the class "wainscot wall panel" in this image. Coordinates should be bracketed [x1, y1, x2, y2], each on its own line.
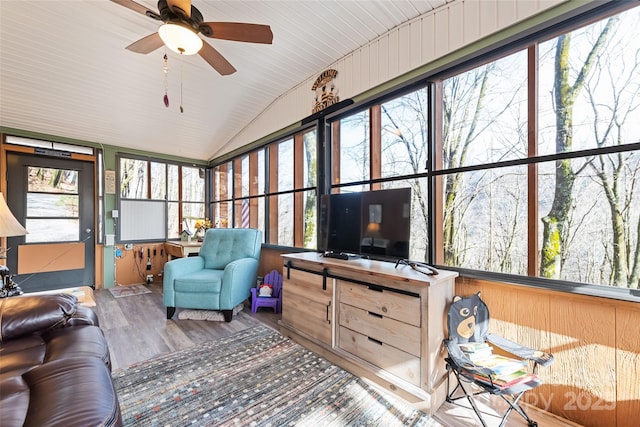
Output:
[455, 277, 637, 427]
[548, 296, 616, 426]
[616, 306, 640, 426]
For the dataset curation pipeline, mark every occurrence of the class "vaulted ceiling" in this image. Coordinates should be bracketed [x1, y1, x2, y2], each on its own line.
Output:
[0, 0, 449, 161]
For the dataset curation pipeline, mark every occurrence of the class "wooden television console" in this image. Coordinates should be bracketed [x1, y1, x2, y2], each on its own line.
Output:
[279, 252, 457, 414]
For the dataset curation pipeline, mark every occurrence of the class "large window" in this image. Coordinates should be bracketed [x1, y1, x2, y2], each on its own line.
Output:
[211, 4, 639, 296]
[212, 129, 317, 248]
[118, 156, 206, 240]
[437, 5, 640, 290]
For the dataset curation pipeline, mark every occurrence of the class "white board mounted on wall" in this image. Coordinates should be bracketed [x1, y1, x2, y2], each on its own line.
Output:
[119, 199, 166, 241]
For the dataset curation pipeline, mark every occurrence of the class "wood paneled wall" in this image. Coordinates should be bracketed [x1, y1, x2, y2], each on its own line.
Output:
[456, 277, 640, 427]
[222, 0, 566, 153]
[112, 243, 167, 286]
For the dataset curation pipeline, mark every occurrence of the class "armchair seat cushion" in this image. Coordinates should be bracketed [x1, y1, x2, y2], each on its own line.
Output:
[174, 270, 224, 293]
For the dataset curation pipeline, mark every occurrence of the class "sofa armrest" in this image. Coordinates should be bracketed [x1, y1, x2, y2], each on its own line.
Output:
[0, 294, 92, 342]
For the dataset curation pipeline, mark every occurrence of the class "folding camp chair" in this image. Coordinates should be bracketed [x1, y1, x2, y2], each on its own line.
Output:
[443, 293, 554, 427]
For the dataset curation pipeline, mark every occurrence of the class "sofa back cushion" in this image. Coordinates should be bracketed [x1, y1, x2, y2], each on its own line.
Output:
[200, 228, 262, 270]
[0, 294, 88, 342]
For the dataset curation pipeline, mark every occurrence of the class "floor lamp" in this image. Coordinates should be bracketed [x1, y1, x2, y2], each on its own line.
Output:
[0, 192, 27, 297]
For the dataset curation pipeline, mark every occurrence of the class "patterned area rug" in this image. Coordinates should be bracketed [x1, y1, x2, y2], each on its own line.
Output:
[112, 326, 439, 426]
[177, 303, 244, 321]
[108, 284, 151, 298]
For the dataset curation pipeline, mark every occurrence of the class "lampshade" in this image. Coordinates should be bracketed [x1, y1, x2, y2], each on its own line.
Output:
[0, 192, 27, 237]
[158, 23, 203, 55]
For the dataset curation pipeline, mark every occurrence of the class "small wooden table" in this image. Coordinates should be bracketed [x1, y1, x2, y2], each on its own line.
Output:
[164, 241, 202, 260]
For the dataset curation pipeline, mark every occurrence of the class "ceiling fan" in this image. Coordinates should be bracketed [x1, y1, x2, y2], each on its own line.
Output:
[111, 0, 273, 75]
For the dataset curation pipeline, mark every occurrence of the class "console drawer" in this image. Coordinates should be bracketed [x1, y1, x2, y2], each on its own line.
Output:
[339, 326, 420, 387]
[339, 281, 420, 327]
[338, 303, 420, 356]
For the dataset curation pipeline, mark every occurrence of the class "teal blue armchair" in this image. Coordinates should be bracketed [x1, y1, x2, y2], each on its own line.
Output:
[163, 228, 262, 322]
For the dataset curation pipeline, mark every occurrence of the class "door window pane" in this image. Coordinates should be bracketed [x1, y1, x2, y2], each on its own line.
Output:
[26, 194, 78, 217]
[27, 167, 78, 194]
[26, 167, 80, 243]
[25, 219, 79, 243]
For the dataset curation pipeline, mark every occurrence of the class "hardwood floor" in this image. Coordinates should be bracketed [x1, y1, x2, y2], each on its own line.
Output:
[94, 283, 580, 427]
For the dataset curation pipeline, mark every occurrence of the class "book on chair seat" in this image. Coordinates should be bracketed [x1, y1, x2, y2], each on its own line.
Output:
[473, 354, 528, 376]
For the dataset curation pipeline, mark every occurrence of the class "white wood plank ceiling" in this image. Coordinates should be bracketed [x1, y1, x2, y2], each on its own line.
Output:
[0, 0, 449, 161]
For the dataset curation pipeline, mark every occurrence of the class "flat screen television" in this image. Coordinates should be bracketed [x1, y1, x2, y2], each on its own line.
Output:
[319, 187, 411, 261]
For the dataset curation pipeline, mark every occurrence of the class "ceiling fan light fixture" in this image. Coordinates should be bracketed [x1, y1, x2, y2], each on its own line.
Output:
[158, 23, 203, 55]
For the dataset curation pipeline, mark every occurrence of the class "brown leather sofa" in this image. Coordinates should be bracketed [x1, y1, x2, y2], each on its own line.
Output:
[0, 293, 122, 426]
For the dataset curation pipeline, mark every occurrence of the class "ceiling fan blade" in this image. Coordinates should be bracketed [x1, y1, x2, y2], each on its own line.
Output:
[110, 0, 160, 19]
[126, 33, 164, 54]
[167, 0, 191, 19]
[200, 22, 273, 44]
[199, 41, 237, 75]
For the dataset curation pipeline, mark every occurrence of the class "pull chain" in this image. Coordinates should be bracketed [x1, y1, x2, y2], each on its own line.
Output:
[162, 53, 169, 108]
[180, 52, 184, 113]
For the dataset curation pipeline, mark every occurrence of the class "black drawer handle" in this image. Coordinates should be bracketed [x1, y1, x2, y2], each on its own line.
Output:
[368, 311, 383, 318]
[368, 337, 383, 345]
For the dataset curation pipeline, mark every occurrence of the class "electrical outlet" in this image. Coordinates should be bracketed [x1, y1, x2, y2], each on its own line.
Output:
[124, 243, 133, 250]
[146, 274, 153, 284]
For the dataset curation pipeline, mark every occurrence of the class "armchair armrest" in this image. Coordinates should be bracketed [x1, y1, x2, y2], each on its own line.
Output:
[163, 256, 205, 307]
[486, 333, 554, 367]
[163, 256, 205, 288]
[219, 258, 259, 307]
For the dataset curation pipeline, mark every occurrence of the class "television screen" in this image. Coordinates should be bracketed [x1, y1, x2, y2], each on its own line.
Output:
[319, 188, 411, 260]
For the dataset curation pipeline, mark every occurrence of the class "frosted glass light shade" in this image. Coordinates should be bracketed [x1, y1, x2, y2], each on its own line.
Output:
[0, 192, 27, 237]
[158, 23, 203, 55]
